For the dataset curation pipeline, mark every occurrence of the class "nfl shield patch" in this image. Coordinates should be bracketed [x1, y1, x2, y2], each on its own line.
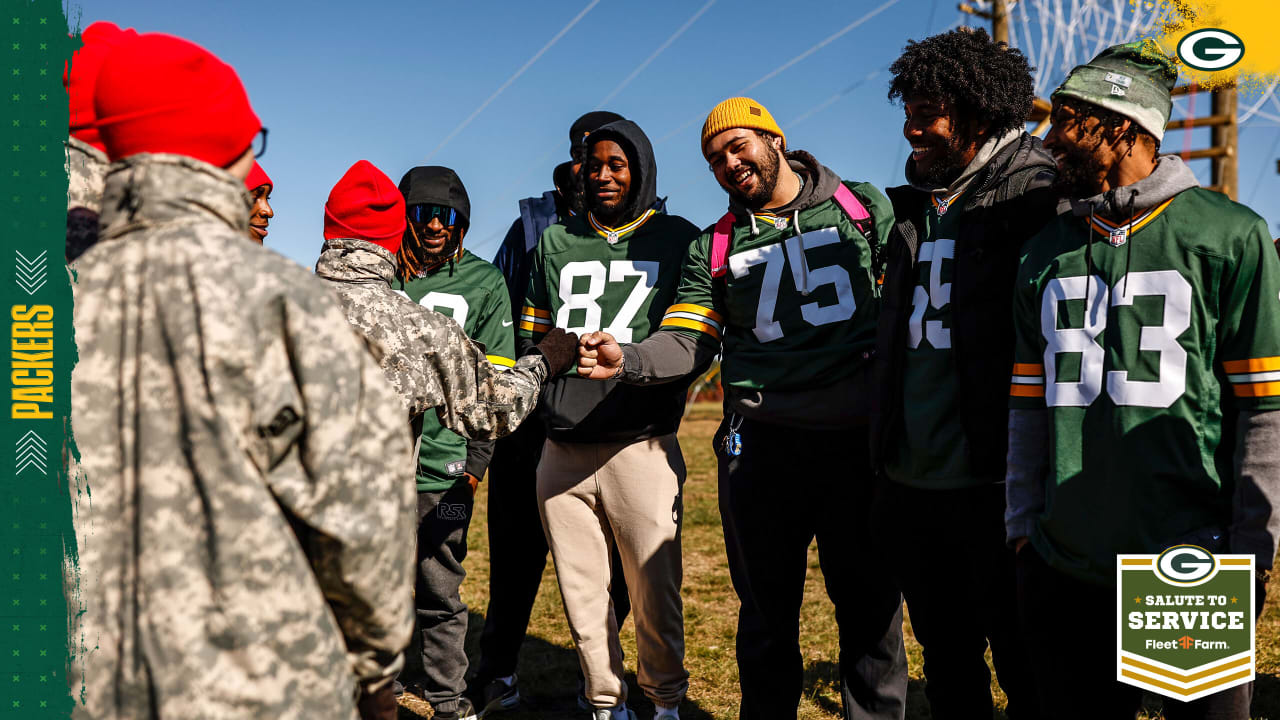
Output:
[1109, 227, 1128, 247]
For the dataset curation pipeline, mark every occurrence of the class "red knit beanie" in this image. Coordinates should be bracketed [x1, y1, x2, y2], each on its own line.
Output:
[65, 21, 138, 151]
[93, 33, 261, 166]
[323, 161, 407, 253]
[245, 161, 272, 193]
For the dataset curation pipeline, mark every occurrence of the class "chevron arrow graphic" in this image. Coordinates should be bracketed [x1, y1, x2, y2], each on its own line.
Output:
[15, 249, 48, 296]
[15, 430, 48, 475]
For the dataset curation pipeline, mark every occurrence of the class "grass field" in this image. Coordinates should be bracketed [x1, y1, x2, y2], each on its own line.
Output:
[399, 402, 1280, 720]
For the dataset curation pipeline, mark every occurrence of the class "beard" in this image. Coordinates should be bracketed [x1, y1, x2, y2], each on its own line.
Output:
[1050, 141, 1108, 198]
[726, 146, 782, 208]
[914, 134, 973, 187]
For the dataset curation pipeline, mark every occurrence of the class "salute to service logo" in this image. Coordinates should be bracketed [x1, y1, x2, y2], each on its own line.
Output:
[1117, 545, 1254, 700]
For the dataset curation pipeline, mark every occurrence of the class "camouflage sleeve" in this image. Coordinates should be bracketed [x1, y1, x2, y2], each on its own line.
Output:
[416, 309, 549, 441]
[255, 292, 417, 694]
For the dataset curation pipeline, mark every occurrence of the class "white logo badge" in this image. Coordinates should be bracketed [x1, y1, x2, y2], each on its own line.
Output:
[1177, 28, 1245, 72]
[1109, 227, 1128, 247]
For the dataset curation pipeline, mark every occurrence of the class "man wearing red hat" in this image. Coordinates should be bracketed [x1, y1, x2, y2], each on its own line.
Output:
[245, 161, 274, 244]
[314, 160, 580, 449]
[72, 33, 412, 720]
[64, 20, 136, 262]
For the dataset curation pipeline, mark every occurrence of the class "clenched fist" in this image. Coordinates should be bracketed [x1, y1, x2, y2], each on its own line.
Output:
[577, 331, 624, 380]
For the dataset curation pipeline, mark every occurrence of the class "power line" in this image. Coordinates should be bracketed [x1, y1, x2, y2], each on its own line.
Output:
[426, 0, 601, 160]
[655, 0, 904, 146]
[597, 0, 718, 108]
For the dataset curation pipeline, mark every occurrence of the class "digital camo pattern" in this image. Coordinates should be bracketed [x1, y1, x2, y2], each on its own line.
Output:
[65, 136, 107, 213]
[315, 237, 547, 440]
[70, 154, 417, 720]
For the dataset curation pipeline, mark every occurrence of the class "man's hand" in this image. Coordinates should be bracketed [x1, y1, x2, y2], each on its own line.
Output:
[466, 473, 480, 497]
[534, 327, 580, 375]
[578, 331, 623, 380]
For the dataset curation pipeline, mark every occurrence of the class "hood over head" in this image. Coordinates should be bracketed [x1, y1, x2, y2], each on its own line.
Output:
[570, 111, 624, 155]
[582, 119, 658, 226]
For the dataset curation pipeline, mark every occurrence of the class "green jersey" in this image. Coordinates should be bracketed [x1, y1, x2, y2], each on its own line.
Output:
[519, 210, 696, 349]
[885, 189, 993, 489]
[1010, 188, 1280, 585]
[659, 181, 893, 392]
[395, 249, 515, 492]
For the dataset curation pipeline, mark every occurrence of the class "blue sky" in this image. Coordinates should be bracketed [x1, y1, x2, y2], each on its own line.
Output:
[79, 0, 1280, 268]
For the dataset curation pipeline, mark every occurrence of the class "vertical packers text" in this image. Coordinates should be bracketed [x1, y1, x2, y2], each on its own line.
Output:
[11, 305, 54, 419]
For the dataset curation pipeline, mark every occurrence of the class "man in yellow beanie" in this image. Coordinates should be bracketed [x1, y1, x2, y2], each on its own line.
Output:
[578, 97, 907, 720]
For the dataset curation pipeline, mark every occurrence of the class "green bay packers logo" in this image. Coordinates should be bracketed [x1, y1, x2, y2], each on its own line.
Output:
[1118, 545, 1254, 701]
[1177, 29, 1244, 72]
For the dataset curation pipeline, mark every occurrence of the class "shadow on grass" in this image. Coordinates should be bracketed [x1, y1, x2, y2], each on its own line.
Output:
[400, 611, 716, 719]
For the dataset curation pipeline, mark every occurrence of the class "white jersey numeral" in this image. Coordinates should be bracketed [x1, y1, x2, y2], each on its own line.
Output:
[728, 228, 857, 343]
[394, 289, 470, 330]
[1041, 271, 1190, 408]
[906, 239, 954, 349]
[556, 260, 659, 344]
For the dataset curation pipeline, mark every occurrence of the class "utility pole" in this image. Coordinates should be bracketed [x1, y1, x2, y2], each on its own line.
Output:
[991, 0, 1009, 44]
[1211, 85, 1238, 200]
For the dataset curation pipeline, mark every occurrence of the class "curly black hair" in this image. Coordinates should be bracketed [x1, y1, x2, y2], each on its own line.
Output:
[1053, 95, 1161, 153]
[888, 28, 1035, 140]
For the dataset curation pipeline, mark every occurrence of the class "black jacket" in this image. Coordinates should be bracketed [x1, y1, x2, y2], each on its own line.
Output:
[871, 132, 1058, 480]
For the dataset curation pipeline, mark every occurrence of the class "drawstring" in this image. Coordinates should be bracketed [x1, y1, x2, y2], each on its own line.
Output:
[1086, 201, 1097, 311]
[748, 213, 760, 236]
[793, 208, 810, 296]
[1122, 189, 1139, 297]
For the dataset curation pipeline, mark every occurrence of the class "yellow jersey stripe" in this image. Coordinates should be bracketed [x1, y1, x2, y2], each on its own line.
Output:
[1223, 356, 1280, 374]
[587, 209, 656, 240]
[661, 316, 722, 339]
[1010, 384, 1045, 398]
[664, 303, 724, 324]
[1012, 363, 1043, 376]
[521, 306, 551, 319]
[518, 320, 546, 333]
[487, 355, 516, 368]
[1087, 198, 1174, 238]
[1234, 381, 1280, 398]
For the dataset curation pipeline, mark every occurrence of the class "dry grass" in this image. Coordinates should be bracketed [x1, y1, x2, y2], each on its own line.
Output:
[399, 402, 1280, 720]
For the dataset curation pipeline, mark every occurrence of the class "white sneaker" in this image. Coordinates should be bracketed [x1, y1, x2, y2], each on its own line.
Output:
[591, 704, 637, 720]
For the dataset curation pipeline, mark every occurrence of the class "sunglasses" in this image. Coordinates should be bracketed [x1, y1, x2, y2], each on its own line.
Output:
[252, 127, 268, 159]
[408, 204, 457, 227]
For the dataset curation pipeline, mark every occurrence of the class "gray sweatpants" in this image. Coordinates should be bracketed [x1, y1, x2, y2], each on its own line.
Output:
[403, 484, 473, 712]
[537, 433, 689, 710]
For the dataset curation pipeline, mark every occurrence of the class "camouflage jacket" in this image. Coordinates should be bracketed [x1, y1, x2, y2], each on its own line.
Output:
[70, 153, 416, 720]
[66, 135, 108, 213]
[314, 237, 546, 440]
[66, 136, 110, 263]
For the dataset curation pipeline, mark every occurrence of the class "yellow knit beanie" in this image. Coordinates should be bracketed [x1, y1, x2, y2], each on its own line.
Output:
[700, 97, 785, 154]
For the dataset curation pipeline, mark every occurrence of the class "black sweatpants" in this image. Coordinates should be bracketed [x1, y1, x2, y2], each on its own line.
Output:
[871, 480, 1038, 720]
[715, 415, 907, 720]
[473, 421, 631, 683]
[404, 484, 475, 710]
[1017, 545, 1254, 720]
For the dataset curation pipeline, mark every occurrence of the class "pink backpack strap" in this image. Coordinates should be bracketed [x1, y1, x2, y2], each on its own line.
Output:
[709, 212, 736, 278]
[832, 182, 870, 223]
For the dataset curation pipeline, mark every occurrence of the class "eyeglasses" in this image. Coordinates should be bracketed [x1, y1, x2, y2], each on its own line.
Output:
[252, 127, 269, 159]
[408, 204, 457, 227]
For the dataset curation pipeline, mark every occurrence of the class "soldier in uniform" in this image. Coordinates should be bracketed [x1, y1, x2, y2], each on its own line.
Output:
[72, 33, 412, 720]
[313, 159, 580, 443]
[64, 20, 136, 262]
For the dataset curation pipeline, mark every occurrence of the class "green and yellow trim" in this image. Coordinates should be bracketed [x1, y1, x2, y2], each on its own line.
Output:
[519, 306, 552, 334]
[487, 354, 516, 369]
[1224, 356, 1280, 398]
[1086, 198, 1174, 239]
[660, 303, 724, 340]
[588, 209, 655, 242]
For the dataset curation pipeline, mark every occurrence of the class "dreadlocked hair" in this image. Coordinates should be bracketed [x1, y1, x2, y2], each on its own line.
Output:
[1053, 96, 1161, 154]
[888, 28, 1035, 140]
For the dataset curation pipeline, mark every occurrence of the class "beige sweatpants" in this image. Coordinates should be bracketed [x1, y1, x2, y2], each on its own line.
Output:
[536, 433, 689, 709]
